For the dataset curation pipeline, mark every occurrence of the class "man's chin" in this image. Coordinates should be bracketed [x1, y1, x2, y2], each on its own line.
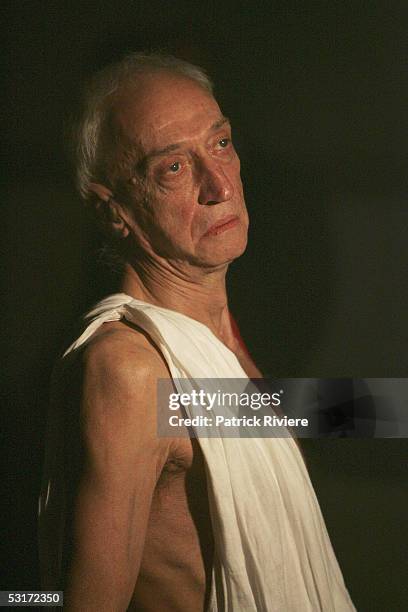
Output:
[193, 238, 248, 268]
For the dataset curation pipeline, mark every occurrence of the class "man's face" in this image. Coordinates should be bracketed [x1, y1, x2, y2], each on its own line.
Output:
[112, 71, 249, 269]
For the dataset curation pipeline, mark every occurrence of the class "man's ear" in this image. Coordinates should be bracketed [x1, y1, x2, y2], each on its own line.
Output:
[88, 182, 113, 203]
[87, 182, 130, 239]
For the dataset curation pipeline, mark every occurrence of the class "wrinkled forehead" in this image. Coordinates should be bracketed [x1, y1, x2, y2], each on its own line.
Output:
[111, 71, 225, 154]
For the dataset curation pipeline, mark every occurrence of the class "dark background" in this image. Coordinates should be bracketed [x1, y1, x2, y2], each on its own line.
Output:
[2, 2, 407, 609]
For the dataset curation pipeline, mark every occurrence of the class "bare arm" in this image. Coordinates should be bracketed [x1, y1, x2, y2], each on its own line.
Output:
[63, 332, 171, 611]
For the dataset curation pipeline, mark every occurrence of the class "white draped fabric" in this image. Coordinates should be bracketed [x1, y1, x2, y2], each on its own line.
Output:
[39, 293, 356, 611]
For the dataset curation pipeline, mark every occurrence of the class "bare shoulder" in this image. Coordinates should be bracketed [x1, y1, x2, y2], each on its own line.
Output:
[78, 320, 172, 462]
[81, 319, 170, 381]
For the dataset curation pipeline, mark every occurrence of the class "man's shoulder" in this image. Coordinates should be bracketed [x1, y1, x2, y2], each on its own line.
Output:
[80, 320, 170, 384]
[57, 320, 172, 434]
[73, 321, 172, 455]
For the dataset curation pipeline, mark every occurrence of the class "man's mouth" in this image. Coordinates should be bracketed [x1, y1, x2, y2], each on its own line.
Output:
[203, 215, 239, 237]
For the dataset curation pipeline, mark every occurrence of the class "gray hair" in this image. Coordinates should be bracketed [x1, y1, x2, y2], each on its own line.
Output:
[74, 52, 213, 200]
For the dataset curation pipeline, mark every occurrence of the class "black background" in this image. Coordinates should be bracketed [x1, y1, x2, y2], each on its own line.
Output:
[2, 2, 408, 609]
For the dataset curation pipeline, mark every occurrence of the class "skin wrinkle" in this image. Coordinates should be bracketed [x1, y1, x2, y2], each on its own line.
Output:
[122, 169, 240, 268]
[134, 116, 230, 172]
[93, 76, 246, 313]
[110, 73, 248, 343]
[100, 78, 213, 188]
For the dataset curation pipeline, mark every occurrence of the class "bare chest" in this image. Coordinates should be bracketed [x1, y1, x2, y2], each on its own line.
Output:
[130, 438, 213, 611]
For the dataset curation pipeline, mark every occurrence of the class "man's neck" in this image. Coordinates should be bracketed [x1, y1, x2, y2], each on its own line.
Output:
[120, 259, 239, 352]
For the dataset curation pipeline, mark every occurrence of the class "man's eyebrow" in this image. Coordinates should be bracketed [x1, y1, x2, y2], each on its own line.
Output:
[138, 116, 231, 168]
[211, 116, 230, 131]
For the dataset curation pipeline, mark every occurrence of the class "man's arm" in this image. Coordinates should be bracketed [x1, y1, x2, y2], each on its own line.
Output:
[63, 332, 171, 611]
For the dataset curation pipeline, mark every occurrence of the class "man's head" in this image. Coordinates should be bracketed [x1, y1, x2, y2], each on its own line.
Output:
[74, 52, 248, 270]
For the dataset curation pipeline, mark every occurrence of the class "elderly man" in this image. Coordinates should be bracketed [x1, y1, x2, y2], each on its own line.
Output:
[39, 53, 355, 611]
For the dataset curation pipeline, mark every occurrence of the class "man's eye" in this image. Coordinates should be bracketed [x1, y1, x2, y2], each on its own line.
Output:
[218, 138, 230, 148]
[169, 161, 181, 172]
[156, 159, 186, 179]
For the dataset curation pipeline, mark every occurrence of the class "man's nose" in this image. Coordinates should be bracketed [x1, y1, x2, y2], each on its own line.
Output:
[197, 160, 234, 205]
